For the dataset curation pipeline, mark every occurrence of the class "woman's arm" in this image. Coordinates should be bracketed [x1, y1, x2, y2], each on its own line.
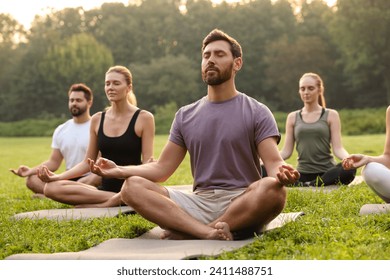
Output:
[328, 109, 350, 160]
[137, 110, 155, 163]
[343, 106, 390, 169]
[279, 112, 296, 160]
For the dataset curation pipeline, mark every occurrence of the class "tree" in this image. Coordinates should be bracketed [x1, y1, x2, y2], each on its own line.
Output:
[329, 0, 390, 104]
[6, 33, 114, 121]
[0, 14, 26, 121]
[37, 33, 114, 114]
[263, 35, 335, 110]
[130, 54, 200, 112]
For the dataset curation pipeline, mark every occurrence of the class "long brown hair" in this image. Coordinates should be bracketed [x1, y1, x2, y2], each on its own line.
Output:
[300, 72, 326, 108]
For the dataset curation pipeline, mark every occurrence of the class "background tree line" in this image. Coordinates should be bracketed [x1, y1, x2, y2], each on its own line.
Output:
[0, 0, 389, 123]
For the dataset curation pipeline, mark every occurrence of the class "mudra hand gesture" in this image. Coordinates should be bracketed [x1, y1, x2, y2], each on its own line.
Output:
[37, 165, 60, 182]
[342, 154, 368, 170]
[277, 164, 300, 185]
[88, 158, 122, 178]
[9, 165, 32, 177]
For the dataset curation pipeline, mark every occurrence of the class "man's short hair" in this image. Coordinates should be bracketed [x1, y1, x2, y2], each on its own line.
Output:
[202, 29, 242, 59]
[68, 83, 93, 102]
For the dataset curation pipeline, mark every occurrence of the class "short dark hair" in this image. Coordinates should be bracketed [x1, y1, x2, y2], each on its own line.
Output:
[202, 29, 242, 58]
[68, 83, 93, 102]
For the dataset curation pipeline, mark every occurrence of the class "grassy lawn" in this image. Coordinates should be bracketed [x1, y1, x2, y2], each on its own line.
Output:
[0, 135, 389, 260]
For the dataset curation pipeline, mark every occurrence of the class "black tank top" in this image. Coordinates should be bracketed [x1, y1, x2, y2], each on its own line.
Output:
[97, 109, 142, 192]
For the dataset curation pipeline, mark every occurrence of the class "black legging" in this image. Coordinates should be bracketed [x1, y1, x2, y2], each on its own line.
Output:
[261, 163, 356, 186]
[298, 163, 356, 186]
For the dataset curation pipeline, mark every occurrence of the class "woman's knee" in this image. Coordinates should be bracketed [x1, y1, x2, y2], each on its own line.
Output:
[363, 162, 390, 202]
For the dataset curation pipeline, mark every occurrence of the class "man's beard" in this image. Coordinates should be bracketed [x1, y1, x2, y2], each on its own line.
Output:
[70, 106, 86, 117]
[202, 63, 233, 85]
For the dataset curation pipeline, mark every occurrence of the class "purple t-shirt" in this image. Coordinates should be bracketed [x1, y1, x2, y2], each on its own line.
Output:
[169, 92, 280, 191]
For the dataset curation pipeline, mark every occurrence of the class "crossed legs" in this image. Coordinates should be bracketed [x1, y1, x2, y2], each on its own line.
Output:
[26, 173, 101, 195]
[120, 176, 286, 240]
[44, 180, 119, 207]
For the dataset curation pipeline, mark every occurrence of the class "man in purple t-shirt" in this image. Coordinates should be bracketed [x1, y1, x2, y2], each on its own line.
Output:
[90, 29, 300, 240]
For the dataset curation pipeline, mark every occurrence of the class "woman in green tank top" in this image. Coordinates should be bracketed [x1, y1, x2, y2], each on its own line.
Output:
[279, 73, 356, 187]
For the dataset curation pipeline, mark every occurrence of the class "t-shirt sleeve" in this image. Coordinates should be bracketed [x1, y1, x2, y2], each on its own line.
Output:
[51, 125, 62, 149]
[255, 104, 281, 145]
[168, 109, 186, 148]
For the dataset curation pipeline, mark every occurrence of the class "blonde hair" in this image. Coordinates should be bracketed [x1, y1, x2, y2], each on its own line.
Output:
[300, 72, 326, 108]
[106, 65, 137, 106]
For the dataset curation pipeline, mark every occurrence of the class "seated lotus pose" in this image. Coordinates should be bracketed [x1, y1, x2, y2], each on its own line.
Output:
[10, 83, 101, 195]
[343, 106, 390, 203]
[38, 66, 155, 207]
[89, 29, 299, 240]
[279, 72, 356, 187]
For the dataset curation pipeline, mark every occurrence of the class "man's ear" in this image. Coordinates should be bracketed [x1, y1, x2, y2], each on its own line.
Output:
[234, 57, 243, 72]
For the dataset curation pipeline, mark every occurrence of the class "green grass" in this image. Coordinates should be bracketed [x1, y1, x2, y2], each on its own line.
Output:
[0, 135, 389, 260]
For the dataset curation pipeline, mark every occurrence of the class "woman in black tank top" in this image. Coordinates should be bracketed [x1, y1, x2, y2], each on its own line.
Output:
[278, 72, 356, 187]
[38, 66, 155, 207]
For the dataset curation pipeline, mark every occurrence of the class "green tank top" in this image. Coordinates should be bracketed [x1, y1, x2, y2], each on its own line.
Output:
[294, 109, 336, 173]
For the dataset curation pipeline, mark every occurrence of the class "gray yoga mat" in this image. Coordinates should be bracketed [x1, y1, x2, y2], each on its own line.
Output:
[6, 212, 304, 260]
[12, 185, 193, 221]
[12, 206, 136, 220]
[359, 203, 390, 215]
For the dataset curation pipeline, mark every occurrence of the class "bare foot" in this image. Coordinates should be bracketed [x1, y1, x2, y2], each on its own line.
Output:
[160, 229, 193, 240]
[75, 196, 123, 208]
[75, 202, 107, 208]
[207, 222, 233, 241]
[161, 222, 233, 241]
[31, 193, 46, 199]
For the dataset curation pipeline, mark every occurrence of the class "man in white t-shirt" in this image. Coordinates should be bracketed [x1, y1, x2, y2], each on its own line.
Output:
[11, 83, 100, 195]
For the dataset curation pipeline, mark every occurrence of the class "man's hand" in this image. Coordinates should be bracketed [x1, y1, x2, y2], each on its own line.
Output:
[277, 164, 300, 186]
[88, 158, 122, 178]
[9, 165, 32, 177]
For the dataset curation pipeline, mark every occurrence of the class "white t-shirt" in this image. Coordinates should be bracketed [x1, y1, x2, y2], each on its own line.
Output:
[51, 119, 90, 170]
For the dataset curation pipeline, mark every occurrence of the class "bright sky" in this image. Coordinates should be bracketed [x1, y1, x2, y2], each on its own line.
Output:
[0, 0, 337, 29]
[0, 0, 130, 28]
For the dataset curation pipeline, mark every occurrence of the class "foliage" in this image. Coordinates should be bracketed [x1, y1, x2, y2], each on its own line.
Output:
[37, 33, 114, 113]
[263, 35, 336, 110]
[0, 118, 66, 137]
[328, 0, 390, 103]
[0, 0, 389, 121]
[338, 107, 387, 136]
[153, 102, 178, 135]
[0, 108, 386, 136]
[130, 54, 201, 112]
